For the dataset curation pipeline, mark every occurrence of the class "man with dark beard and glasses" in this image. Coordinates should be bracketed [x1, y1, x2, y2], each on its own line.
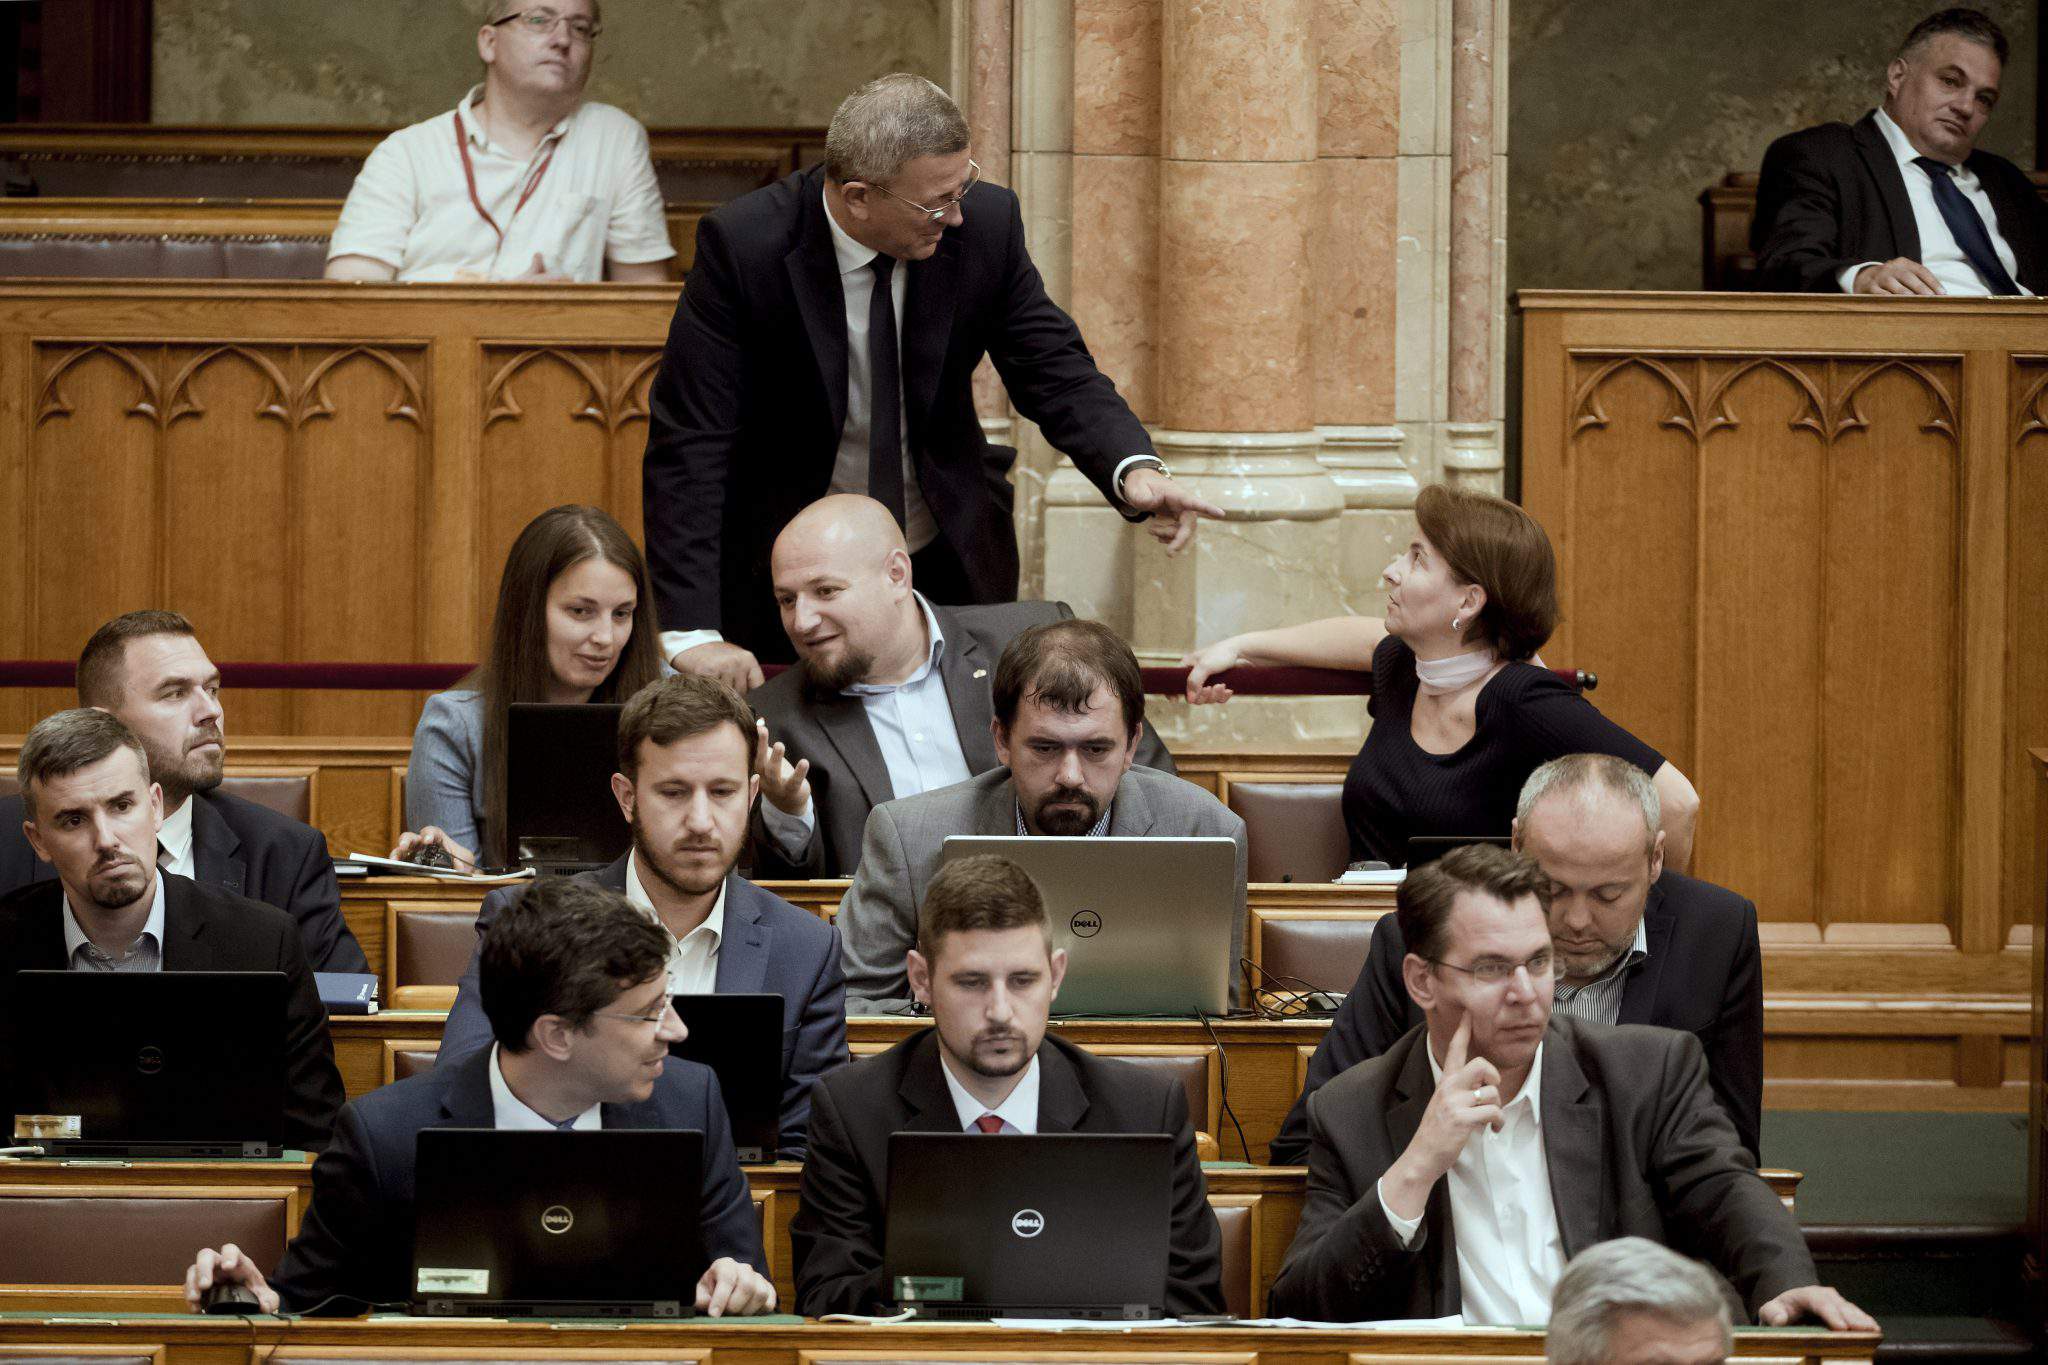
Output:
[438, 674, 846, 1158]
[792, 853, 1224, 1316]
[0, 611, 366, 972]
[836, 619, 1245, 1013]
[0, 709, 343, 1148]
[747, 494, 1174, 879]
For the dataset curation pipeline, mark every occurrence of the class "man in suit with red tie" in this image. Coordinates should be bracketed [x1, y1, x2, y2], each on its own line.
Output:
[1753, 8, 2047, 295]
[641, 72, 1222, 688]
[789, 854, 1223, 1318]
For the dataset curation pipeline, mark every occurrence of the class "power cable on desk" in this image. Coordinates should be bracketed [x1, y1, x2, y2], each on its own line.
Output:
[1194, 1009, 1251, 1163]
[1238, 956, 1344, 1019]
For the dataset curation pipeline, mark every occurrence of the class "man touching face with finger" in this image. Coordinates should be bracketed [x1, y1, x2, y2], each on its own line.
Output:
[1269, 843, 1875, 1334]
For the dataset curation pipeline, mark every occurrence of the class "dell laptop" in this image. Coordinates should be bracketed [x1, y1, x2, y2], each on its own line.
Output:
[505, 702, 629, 873]
[411, 1128, 705, 1318]
[7, 970, 287, 1158]
[939, 835, 1238, 1016]
[883, 1132, 1173, 1319]
[669, 992, 783, 1163]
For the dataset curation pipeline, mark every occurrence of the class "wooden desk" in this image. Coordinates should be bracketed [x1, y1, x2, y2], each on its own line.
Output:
[0, 1314, 1882, 1362]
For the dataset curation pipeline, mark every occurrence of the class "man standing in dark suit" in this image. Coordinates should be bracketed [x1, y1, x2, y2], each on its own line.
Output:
[642, 72, 1222, 687]
[791, 854, 1223, 1318]
[438, 674, 846, 1159]
[1271, 754, 1764, 1165]
[747, 494, 1174, 878]
[183, 877, 774, 1315]
[1753, 8, 2046, 295]
[0, 709, 343, 1150]
[0, 611, 366, 973]
[1267, 843, 1871, 1329]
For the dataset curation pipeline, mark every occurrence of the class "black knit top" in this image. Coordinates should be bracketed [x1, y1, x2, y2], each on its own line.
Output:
[1343, 637, 1665, 865]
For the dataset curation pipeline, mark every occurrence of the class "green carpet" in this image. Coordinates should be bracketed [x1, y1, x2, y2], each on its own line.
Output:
[1761, 1111, 2027, 1225]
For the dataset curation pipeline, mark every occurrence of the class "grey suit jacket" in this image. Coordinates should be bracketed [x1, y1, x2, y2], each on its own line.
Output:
[746, 599, 1176, 879]
[1267, 1016, 1818, 1324]
[437, 857, 848, 1159]
[838, 764, 1247, 1013]
[404, 689, 485, 858]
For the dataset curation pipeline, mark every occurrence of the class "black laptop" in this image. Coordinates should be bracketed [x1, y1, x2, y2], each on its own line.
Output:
[411, 1128, 705, 1318]
[506, 702, 628, 873]
[6, 970, 287, 1158]
[669, 992, 783, 1163]
[882, 1133, 1173, 1320]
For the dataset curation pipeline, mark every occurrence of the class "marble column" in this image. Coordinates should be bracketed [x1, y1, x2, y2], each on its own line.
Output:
[1445, 0, 1503, 492]
[966, 0, 1016, 490]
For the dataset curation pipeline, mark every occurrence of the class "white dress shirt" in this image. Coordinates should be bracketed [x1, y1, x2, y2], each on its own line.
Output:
[758, 593, 974, 858]
[624, 849, 726, 995]
[939, 1051, 1041, 1135]
[1838, 106, 2031, 296]
[61, 871, 168, 973]
[155, 796, 196, 879]
[328, 84, 674, 283]
[1377, 1039, 1564, 1326]
[488, 1043, 601, 1130]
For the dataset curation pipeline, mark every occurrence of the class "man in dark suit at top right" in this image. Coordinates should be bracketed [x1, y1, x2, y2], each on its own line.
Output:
[1753, 7, 2047, 296]
[1270, 753, 1763, 1166]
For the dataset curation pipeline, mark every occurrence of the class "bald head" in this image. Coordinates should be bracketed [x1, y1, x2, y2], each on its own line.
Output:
[771, 496, 925, 689]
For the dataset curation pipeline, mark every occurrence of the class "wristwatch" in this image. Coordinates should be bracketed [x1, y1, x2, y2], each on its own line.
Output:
[1116, 458, 1171, 503]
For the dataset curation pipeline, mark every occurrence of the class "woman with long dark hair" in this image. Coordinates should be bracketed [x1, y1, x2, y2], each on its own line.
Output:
[396, 504, 664, 869]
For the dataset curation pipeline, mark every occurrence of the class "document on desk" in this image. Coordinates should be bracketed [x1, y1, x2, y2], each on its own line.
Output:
[337, 854, 537, 884]
[988, 1315, 1466, 1330]
[1246, 1315, 1468, 1329]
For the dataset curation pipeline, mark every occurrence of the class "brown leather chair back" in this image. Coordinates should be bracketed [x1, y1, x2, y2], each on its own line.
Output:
[387, 1042, 441, 1084]
[1224, 780, 1349, 883]
[1208, 1197, 1257, 1319]
[219, 773, 312, 823]
[387, 904, 478, 1007]
[0, 234, 329, 279]
[0, 1192, 286, 1283]
[0, 1354, 158, 1365]
[1088, 1046, 1219, 1138]
[1257, 911, 1378, 996]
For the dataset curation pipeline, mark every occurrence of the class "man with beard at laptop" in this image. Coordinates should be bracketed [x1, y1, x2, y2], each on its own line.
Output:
[180, 877, 774, 1316]
[791, 853, 1224, 1317]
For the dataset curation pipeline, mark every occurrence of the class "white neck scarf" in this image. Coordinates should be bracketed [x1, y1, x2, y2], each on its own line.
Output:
[1414, 647, 1499, 696]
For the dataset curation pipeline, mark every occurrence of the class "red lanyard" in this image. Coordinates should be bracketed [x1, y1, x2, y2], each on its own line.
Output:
[453, 108, 559, 243]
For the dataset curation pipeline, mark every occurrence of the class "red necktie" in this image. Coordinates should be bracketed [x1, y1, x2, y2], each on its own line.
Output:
[973, 1113, 1004, 1134]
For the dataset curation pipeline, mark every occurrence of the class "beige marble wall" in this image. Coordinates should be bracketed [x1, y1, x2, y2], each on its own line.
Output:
[152, 0, 951, 125]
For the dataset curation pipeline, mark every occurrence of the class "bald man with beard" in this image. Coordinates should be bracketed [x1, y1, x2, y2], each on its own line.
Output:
[746, 495, 1174, 879]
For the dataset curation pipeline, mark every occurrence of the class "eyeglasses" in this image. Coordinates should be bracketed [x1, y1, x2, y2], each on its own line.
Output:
[490, 7, 602, 42]
[594, 1001, 673, 1028]
[1426, 949, 1555, 985]
[861, 159, 981, 223]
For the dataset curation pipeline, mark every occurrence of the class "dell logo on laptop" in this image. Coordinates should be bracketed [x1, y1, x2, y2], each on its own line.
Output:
[541, 1205, 574, 1235]
[1069, 909, 1102, 938]
[1010, 1208, 1045, 1238]
[134, 1045, 165, 1075]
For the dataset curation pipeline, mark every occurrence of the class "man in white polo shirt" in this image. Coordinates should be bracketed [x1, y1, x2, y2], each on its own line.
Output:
[326, 0, 674, 284]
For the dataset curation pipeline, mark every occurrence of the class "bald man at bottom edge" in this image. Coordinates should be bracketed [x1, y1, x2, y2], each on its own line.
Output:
[1269, 842, 1873, 1331]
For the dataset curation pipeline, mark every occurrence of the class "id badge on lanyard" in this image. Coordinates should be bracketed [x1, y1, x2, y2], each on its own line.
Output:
[453, 109, 559, 270]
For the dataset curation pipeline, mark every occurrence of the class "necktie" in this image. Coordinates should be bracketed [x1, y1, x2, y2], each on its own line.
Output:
[156, 841, 173, 870]
[866, 254, 907, 528]
[973, 1113, 1004, 1134]
[552, 1114, 582, 1132]
[1913, 157, 2022, 296]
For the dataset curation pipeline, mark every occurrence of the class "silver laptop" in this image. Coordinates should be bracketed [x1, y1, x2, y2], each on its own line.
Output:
[939, 835, 1237, 1016]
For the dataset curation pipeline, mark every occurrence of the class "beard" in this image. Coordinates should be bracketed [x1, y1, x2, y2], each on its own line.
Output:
[86, 853, 150, 911]
[1555, 936, 1633, 984]
[139, 728, 224, 804]
[630, 809, 735, 900]
[1028, 785, 1102, 836]
[957, 1027, 1032, 1079]
[798, 644, 876, 697]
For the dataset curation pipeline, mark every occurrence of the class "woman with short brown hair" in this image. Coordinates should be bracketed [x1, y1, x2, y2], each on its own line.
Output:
[1184, 484, 1697, 869]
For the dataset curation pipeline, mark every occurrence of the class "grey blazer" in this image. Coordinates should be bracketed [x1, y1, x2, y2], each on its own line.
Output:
[838, 764, 1248, 1013]
[746, 599, 1176, 879]
[404, 689, 485, 857]
[1268, 1016, 1819, 1324]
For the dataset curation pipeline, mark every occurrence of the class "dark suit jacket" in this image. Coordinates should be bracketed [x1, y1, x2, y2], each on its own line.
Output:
[1269, 871, 1764, 1165]
[1267, 1017, 1816, 1324]
[267, 1046, 764, 1312]
[0, 790, 366, 974]
[1752, 110, 2048, 293]
[642, 164, 1154, 657]
[437, 858, 847, 1159]
[0, 872, 345, 1150]
[747, 598, 1177, 878]
[790, 1028, 1223, 1317]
